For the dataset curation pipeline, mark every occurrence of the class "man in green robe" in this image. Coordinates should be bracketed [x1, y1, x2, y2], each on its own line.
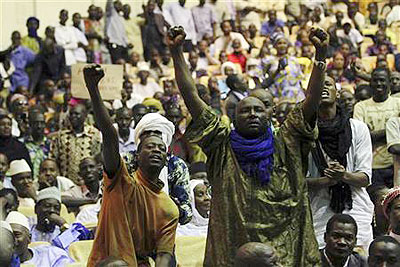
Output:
[168, 26, 329, 267]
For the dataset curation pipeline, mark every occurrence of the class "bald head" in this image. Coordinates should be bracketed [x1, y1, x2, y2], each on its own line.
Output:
[235, 242, 280, 267]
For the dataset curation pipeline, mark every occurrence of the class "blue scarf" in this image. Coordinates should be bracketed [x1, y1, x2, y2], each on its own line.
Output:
[230, 127, 274, 185]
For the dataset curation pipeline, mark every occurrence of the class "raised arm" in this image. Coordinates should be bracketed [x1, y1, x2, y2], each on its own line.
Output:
[83, 65, 120, 177]
[168, 26, 207, 120]
[303, 28, 329, 126]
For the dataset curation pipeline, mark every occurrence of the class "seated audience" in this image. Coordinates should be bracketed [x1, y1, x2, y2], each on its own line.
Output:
[368, 236, 400, 266]
[382, 187, 400, 242]
[390, 71, 400, 97]
[38, 159, 75, 192]
[0, 188, 19, 218]
[321, 214, 367, 266]
[0, 112, 31, 166]
[177, 179, 210, 236]
[234, 242, 280, 267]
[0, 220, 17, 266]
[62, 157, 102, 209]
[29, 187, 68, 242]
[6, 211, 74, 266]
[0, 153, 9, 189]
[7, 159, 36, 207]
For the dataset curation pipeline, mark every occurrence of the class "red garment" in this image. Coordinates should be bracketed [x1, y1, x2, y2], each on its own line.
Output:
[228, 53, 247, 72]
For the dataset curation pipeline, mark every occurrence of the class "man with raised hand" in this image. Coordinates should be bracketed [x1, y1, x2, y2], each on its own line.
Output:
[167, 25, 329, 266]
[84, 65, 178, 266]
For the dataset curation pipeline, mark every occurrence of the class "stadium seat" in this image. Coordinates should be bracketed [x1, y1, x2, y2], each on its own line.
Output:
[69, 240, 94, 263]
[66, 263, 86, 267]
[175, 236, 206, 267]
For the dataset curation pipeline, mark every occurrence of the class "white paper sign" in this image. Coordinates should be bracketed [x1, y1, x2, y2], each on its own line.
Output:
[71, 64, 123, 100]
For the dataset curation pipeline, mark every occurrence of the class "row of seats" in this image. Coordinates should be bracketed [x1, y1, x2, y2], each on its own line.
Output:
[23, 236, 207, 267]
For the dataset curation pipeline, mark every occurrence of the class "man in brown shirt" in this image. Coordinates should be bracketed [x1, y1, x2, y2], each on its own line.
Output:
[84, 65, 179, 267]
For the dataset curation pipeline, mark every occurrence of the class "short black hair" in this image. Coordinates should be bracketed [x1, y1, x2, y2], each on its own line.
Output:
[220, 19, 231, 29]
[226, 74, 240, 90]
[115, 107, 131, 118]
[371, 67, 391, 79]
[132, 104, 147, 114]
[326, 214, 358, 235]
[369, 236, 400, 254]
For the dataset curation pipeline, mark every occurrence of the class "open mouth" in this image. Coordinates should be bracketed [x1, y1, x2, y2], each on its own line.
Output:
[149, 155, 162, 161]
[321, 90, 330, 98]
[375, 86, 385, 93]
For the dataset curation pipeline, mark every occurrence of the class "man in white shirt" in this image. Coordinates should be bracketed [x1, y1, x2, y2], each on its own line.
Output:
[213, 20, 249, 58]
[55, 10, 78, 66]
[164, 0, 197, 49]
[337, 23, 363, 51]
[307, 76, 374, 252]
[6, 211, 74, 266]
[71, 13, 88, 63]
[132, 62, 162, 101]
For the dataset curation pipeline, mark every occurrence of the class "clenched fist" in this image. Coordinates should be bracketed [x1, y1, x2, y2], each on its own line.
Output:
[83, 64, 105, 91]
[167, 26, 186, 50]
[309, 27, 329, 61]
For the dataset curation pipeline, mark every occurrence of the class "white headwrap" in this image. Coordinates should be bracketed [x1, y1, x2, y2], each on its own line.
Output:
[176, 179, 209, 236]
[134, 113, 175, 194]
[134, 113, 175, 148]
[37, 186, 61, 203]
[8, 159, 31, 177]
[6, 211, 29, 231]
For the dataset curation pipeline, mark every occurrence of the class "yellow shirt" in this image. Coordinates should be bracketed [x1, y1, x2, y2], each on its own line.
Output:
[354, 96, 400, 169]
[88, 160, 179, 266]
[21, 36, 40, 54]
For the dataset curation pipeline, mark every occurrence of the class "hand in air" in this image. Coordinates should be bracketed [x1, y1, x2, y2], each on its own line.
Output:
[167, 26, 186, 50]
[83, 64, 105, 91]
[309, 27, 329, 61]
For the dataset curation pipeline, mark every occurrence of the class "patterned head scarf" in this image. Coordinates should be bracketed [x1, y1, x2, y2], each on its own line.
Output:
[382, 186, 400, 219]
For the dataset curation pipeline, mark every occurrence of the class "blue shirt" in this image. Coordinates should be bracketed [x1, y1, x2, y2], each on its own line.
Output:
[260, 19, 285, 36]
[23, 245, 74, 267]
[10, 46, 36, 92]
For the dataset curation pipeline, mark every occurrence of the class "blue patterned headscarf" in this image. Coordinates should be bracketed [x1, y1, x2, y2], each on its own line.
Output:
[230, 127, 274, 185]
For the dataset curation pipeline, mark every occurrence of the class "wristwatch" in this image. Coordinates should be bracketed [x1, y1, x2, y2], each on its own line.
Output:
[314, 60, 327, 71]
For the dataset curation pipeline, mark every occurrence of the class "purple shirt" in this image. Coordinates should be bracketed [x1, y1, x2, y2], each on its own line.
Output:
[366, 41, 397, 56]
[260, 19, 285, 36]
[10, 46, 35, 92]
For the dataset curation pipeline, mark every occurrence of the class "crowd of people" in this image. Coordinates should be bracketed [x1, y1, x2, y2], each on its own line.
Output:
[1, 0, 400, 266]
